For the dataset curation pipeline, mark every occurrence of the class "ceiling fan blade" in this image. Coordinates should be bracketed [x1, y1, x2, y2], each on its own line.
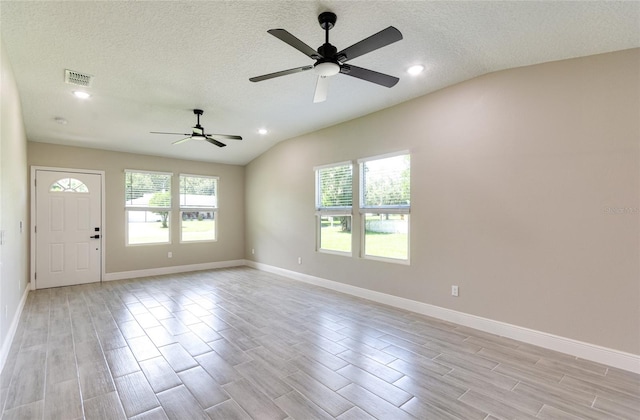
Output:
[340, 65, 399, 87]
[250, 65, 313, 82]
[337, 26, 403, 63]
[151, 131, 191, 136]
[172, 137, 193, 145]
[204, 134, 242, 140]
[313, 76, 330, 103]
[205, 137, 227, 148]
[268, 29, 321, 59]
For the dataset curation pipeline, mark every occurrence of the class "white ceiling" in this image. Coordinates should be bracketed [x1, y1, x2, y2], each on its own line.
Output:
[1, 1, 638, 165]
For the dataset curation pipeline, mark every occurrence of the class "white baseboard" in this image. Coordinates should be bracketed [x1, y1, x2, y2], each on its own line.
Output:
[0, 283, 30, 375]
[246, 261, 640, 374]
[104, 260, 246, 282]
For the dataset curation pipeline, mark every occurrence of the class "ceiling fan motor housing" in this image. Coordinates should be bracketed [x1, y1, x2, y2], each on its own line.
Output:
[318, 12, 336, 30]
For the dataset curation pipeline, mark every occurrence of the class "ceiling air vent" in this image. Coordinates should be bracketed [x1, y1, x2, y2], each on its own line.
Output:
[64, 69, 93, 87]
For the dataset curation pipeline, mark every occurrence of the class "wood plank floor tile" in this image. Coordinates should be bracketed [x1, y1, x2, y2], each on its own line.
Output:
[2, 267, 638, 420]
[289, 355, 350, 391]
[335, 406, 377, 420]
[222, 378, 288, 420]
[43, 378, 82, 420]
[105, 346, 141, 378]
[204, 398, 251, 420]
[284, 371, 354, 417]
[274, 390, 334, 420]
[138, 356, 182, 394]
[114, 371, 159, 417]
[83, 391, 126, 420]
[337, 350, 404, 383]
[337, 383, 416, 420]
[246, 346, 299, 377]
[399, 396, 461, 420]
[592, 395, 640, 419]
[127, 335, 162, 362]
[177, 366, 229, 409]
[208, 338, 252, 365]
[78, 360, 116, 400]
[158, 343, 198, 373]
[1, 400, 44, 420]
[195, 350, 243, 386]
[156, 385, 209, 420]
[459, 389, 538, 419]
[129, 406, 170, 420]
[174, 331, 213, 357]
[234, 359, 293, 399]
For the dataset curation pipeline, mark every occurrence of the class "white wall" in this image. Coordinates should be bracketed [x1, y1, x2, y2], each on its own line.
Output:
[245, 49, 640, 355]
[0, 38, 29, 371]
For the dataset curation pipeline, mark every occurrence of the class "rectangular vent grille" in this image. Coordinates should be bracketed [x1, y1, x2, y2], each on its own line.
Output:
[65, 69, 93, 87]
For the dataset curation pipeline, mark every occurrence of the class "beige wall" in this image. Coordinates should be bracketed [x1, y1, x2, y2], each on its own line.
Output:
[28, 143, 245, 274]
[245, 49, 640, 355]
[0, 39, 29, 362]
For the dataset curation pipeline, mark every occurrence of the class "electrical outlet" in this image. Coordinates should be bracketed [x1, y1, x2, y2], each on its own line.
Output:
[451, 285, 459, 297]
[168, 252, 172, 258]
[297, 257, 302, 265]
[251, 248, 255, 255]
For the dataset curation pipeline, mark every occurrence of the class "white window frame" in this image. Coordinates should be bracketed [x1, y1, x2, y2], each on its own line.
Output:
[315, 161, 353, 256]
[179, 174, 219, 243]
[358, 151, 410, 264]
[124, 169, 172, 246]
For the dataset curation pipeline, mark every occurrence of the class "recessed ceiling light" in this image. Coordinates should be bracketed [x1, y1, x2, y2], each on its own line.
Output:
[407, 65, 425, 75]
[258, 128, 268, 135]
[73, 91, 90, 99]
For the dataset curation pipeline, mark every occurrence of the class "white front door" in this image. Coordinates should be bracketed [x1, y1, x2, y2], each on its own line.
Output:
[35, 170, 102, 288]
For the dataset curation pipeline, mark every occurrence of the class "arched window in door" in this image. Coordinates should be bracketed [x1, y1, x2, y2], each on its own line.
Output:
[49, 177, 89, 193]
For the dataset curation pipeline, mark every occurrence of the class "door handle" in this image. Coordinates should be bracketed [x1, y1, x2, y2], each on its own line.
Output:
[90, 235, 100, 239]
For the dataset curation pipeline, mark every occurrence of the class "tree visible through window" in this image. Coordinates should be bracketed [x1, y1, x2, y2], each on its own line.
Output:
[125, 170, 172, 245]
[316, 162, 353, 254]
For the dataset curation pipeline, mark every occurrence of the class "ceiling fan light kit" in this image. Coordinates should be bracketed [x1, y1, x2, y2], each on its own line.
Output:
[250, 11, 403, 103]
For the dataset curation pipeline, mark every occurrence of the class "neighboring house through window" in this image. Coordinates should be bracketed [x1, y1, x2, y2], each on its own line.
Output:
[125, 170, 172, 245]
[180, 174, 218, 242]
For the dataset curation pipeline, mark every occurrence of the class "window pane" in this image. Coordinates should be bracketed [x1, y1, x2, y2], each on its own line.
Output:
[317, 164, 352, 209]
[319, 215, 351, 253]
[127, 210, 170, 245]
[50, 178, 88, 193]
[180, 176, 217, 208]
[125, 172, 171, 207]
[364, 213, 409, 260]
[361, 154, 410, 208]
[181, 211, 216, 242]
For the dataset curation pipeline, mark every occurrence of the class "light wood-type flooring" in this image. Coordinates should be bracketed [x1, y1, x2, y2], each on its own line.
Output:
[1, 267, 638, 419]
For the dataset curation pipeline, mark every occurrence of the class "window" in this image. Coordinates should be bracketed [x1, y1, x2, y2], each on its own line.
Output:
[359, 152, 410, 262]
[180, 174, 217, 242]
[125, 170, 172, 245]
[315, 162, 353, 254]
[50, 178, 88, 193]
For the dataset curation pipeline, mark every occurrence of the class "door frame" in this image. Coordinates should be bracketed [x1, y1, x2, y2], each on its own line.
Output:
[30, 166, 106, 290]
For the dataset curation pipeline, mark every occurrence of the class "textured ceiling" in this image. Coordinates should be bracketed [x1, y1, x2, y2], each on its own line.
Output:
[1, 1, 639, 165]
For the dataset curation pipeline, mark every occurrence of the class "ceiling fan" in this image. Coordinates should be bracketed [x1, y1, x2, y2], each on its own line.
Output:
[150, 109, 242, 148]
[250, 12, 403, 103]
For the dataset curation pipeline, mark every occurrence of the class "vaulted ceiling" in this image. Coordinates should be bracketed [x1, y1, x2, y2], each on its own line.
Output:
[1, 1, 638, 165]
